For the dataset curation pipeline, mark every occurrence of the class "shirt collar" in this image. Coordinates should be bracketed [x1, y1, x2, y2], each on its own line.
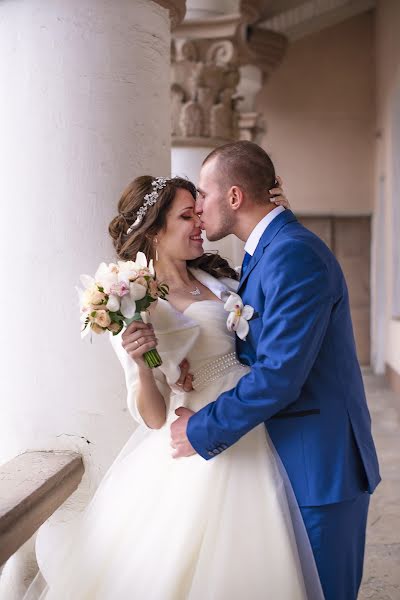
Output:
[244, 206, 286, 256]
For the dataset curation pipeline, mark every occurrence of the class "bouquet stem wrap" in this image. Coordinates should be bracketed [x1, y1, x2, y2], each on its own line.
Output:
[127, 314, 162, 369]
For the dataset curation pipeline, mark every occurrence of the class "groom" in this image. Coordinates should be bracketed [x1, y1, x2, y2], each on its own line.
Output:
[170, 140, 380, 600]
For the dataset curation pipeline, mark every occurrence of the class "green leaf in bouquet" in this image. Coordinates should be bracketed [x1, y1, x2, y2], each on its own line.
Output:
[135, 297, 151, 313]
[109, 311, 124, 324]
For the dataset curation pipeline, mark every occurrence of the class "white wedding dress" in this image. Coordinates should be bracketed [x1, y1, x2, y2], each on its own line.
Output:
[24, 271, 324, 600]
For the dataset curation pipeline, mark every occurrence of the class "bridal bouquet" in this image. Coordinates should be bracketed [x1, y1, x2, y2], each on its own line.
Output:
[78, 252, 168, 368]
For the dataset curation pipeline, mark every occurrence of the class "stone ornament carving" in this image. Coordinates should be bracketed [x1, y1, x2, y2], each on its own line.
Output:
[240, 0, 263, 24]
[171, 1, 287, 144]
[238, 111, 265, 143]
[171, 38, 241, 145]
[235, 23, 288, 77]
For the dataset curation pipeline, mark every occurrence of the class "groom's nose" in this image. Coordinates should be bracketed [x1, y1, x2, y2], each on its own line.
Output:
[193, 213, 202, 227]
[195, 195, 203, 214]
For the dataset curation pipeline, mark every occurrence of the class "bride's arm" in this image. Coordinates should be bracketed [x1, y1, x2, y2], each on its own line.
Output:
[122, 321, 166, 429]
[135, 366, 167, 429]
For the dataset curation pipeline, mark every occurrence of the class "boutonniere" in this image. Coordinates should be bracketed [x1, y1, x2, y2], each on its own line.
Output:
[224, 292, 255, 340]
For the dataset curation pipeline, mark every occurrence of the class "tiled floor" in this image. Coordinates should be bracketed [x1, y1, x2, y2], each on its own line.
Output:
[359, 373, 400, 600]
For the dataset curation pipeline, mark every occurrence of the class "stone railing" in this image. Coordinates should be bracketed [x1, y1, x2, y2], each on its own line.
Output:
[0, 451, 84, 566]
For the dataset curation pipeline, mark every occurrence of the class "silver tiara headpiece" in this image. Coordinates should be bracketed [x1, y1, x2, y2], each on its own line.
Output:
[126, 177, 170, 234]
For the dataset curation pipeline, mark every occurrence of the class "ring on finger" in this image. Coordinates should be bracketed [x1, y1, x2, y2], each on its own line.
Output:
[135, 340, 140, 347]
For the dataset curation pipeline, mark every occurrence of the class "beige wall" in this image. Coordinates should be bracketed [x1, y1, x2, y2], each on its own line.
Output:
[374, 0, 400, 377]
[257, 12, 375, 215]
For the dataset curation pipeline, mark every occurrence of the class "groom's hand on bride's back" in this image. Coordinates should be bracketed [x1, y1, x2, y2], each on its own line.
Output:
[269, 175, 291, 210]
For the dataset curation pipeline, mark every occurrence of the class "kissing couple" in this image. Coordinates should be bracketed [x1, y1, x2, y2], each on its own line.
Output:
[24, 141, 380, 600]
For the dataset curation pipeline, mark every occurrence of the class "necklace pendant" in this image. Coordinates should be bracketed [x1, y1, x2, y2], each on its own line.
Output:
[189, 287, 201, 296]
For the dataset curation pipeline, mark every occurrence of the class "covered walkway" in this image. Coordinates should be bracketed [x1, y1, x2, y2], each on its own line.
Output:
[360, 373, 400, 599]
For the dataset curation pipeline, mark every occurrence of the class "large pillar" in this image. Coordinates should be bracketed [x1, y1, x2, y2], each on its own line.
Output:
[170, 1, 287, 267]
[0, 0, 184, 595]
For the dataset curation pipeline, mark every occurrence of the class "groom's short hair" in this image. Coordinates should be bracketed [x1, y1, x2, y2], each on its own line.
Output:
[202, 141, 276, 203]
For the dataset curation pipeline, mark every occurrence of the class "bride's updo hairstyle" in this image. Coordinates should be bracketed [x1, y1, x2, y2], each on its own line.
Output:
[109, 176, 238, 280]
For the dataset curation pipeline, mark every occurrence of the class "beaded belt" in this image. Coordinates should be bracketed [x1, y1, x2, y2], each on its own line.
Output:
[192, 352, 248, 392]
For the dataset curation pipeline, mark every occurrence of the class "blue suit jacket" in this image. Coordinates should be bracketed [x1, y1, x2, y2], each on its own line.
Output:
[187, 210, 381, 506]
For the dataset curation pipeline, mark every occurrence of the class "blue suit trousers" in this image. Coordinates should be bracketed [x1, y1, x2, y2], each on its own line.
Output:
[300, 493, 370, 600]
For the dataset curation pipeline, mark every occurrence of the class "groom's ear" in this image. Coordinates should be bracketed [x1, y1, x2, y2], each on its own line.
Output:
[229, 185, 244, 211]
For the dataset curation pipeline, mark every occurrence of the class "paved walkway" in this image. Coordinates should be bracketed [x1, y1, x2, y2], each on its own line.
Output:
[0, 373, 398, 598]
[359, 372, 400, 600]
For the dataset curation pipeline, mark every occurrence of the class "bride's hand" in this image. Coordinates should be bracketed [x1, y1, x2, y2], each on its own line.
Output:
[121, 321, 158, 368]
[269, 175, 291, 209]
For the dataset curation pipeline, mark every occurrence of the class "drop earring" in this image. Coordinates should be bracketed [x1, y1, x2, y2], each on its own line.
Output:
[154, 238, 159, 261]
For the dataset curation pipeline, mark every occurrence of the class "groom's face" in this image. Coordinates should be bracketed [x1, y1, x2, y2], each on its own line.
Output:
[196, 158, 235, 241]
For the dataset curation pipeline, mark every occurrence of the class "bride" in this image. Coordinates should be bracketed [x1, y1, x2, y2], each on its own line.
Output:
[23, 176, 324, 599]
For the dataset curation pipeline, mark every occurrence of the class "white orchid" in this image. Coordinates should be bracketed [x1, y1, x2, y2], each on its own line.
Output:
[119, 281, 147, 319]
[117, 260, 139, 282]
[224, 292, 255, 341]
[135, 251, 155, 275]
[117, 252, 154, 283]
[94, 262, 119, 293]
[104, 281, 128, 313]
[115, 255, 150, 318]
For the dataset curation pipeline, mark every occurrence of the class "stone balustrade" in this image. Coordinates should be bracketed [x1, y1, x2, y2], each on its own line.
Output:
[0, 451, 84, 567]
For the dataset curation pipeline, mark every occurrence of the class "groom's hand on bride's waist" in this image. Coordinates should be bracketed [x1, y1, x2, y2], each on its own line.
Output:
[175, 359, 194, 392]
[170, 407, 197, 458]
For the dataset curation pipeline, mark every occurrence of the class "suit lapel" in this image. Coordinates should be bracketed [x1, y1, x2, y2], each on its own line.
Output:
[238, 210, 297, 294]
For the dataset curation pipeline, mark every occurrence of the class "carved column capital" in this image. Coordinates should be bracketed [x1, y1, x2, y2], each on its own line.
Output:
[171, 2, 288, 146]
[154, 0, 187, 28]
[171, 36, 241, 146]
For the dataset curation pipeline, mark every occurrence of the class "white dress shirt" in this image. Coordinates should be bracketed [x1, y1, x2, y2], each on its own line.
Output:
[244, 206, 286, 256]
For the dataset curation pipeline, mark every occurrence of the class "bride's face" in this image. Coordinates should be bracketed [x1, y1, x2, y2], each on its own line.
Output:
[157, 188, 204, 261]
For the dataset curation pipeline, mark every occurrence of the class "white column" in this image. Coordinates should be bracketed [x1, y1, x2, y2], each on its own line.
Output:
[0, 0, 184, 595]
[0, 0, 173, 523]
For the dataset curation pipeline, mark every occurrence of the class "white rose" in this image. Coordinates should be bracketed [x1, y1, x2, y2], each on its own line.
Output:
[92, 310, 111, 328]
[83, 286, 106, 308]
